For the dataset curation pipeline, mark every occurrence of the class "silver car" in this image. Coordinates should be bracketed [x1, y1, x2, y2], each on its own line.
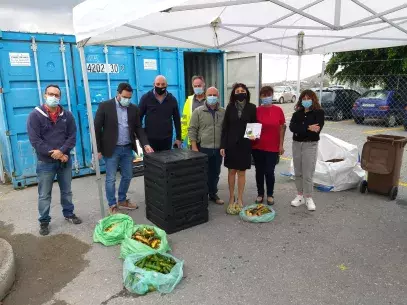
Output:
[273, 86, 296, 104]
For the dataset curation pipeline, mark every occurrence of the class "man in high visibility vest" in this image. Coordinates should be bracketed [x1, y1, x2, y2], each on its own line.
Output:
[181, 75, 206, 147]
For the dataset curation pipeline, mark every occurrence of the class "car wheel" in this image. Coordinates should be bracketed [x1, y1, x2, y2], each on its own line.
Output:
[291, 96, 296, 103]
[389, 186, 398, 200]
[385, 114, 397, 127]
[335, 110, 344, 121]
[354, 117, 364, 124]
[359, 180, 368, 194]
[279, 97, 284, 104]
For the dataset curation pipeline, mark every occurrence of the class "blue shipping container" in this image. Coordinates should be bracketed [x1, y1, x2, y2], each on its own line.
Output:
[0, 31, 224, 188]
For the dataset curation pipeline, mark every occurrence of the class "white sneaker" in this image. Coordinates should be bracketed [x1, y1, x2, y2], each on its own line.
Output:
[291, 195, 304, 207]
[306, 198, 316, 211]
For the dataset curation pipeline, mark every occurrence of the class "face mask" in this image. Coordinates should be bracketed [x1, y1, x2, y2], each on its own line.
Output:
[235, 93, 247, 102]
[301, 99, 312, 108]
[45, 96, 60, 108]
[193, 87, 204, 95]
[155, 86, 167, 96]
[119, 97, 131, 107]
[261, 96, 273, 105]
[207, 96, 218, 105]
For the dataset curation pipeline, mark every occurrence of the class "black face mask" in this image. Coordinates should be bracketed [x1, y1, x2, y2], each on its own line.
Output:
[155, 86, 167, 96]
[235, 93, 247, 102]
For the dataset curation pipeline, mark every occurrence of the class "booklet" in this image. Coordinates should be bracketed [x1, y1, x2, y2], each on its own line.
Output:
[244, 123, 262, 139]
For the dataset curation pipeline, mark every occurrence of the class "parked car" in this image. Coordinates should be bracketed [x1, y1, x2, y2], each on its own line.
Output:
[273, 86, 296, 104]
[320, 89, 361, 121]
[352, 90, 405, 127]
[403, 105, 407, 131]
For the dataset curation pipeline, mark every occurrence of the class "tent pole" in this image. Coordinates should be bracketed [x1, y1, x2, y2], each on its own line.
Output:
[296, 31, 305, 99]
[296, 55, 302, 99]
[78, 45, 105, 218]
[319, 58, 326, 101]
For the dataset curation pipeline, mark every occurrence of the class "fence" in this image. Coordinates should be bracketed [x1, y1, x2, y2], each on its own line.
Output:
[270, 58, 407, 202]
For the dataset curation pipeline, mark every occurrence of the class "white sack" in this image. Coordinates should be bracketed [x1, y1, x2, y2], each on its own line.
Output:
[289, 134, 365, 192]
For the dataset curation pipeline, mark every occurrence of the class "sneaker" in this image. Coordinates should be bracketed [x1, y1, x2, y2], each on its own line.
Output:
[118, 199, 138, 210]
[39, 222, 49, 236]
[109, 205, 119, 215]
[209, 194, 224, 205]
[65, 214, 82, 224]
[291, 195, 304, 207]
[306, 198, 316, 211]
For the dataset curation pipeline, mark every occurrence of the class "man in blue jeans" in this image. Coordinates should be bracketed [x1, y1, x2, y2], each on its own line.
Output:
[94, 83, 153, 214]
[27, 84, 82, 236]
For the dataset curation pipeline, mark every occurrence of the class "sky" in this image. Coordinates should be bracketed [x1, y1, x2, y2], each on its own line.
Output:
[262, 53, 332, 83]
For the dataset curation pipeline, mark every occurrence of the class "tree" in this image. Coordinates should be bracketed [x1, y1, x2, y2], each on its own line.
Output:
[325, 46, 407, 89]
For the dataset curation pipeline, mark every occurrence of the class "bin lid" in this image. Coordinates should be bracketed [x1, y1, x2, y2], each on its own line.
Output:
[367, 134, 407, 147]
[144, 149, 207, 164]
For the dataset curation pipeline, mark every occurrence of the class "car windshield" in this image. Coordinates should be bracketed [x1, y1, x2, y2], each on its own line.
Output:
[274, 87, 284, 92]
[320, 91, 335, 103]
[362, 90, 389, 99]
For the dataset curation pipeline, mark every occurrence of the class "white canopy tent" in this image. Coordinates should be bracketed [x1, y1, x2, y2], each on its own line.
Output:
[73, 0, 407, 217]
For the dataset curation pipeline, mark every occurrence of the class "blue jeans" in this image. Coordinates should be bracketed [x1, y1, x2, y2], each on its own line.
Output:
[199, 148, 223, 196]
[37, 159, 75, 224]
[104, 145, 133, 207]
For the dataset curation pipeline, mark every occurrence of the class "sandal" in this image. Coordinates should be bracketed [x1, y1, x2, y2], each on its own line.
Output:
[255, 196, 264, 204]
[226, 197, 239, 215]
[266, 196, 274, 205]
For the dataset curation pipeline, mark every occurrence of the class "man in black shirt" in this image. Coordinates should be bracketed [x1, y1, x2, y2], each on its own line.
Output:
[139, 75, 182, 151]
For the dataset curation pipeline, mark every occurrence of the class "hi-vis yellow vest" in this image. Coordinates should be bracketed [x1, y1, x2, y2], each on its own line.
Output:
[181, 95, 194, 146]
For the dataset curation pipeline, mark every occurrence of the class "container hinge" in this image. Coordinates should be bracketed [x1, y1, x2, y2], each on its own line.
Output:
[5, 130, 10, 136]
[0, 87, 3, 93]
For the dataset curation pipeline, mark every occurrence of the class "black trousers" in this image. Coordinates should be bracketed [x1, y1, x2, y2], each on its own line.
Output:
[200, 148, 222, 196]
[252, 149, 279, 197]
[148, 137, 172, 152]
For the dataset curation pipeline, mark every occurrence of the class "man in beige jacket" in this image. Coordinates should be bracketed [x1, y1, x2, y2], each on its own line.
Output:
[188, 87, 225, 205]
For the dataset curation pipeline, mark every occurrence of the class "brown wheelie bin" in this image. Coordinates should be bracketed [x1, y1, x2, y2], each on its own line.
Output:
[360, 134, 407, 200]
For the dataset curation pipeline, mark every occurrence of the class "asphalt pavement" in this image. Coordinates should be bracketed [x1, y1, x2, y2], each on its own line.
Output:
[1, 156, 407, 304]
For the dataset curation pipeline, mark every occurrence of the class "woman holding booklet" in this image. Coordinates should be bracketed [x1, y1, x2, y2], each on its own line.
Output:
[220, 83, 257, 215]
[252, 86, 286, 206]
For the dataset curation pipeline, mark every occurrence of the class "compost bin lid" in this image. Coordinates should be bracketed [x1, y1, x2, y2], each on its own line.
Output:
[144, 149, 207, 164]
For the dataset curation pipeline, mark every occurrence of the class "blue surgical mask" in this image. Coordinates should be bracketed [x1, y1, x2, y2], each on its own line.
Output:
[45, 96, 60, 108]
[301, 99, 312, 109]
[193, 87, 204, 95]
[261, 96, 273, 105]
[207, 96, 218, 105]
[119, 97, 131, 107]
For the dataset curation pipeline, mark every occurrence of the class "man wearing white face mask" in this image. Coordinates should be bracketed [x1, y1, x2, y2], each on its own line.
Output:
[95, 83, 153, 215]
[188, 87, 225, 205]
[182, 75, 206, 148]
[27, 84, 81, 236]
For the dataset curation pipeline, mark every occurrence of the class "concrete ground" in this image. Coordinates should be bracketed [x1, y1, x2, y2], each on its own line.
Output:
[1, 163, 407, 305]
[1, 103, 407, 305]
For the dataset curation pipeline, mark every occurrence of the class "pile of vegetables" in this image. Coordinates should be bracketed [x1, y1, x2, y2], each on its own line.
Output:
[104, 223, 119, 232]
[245, 204, 272, 216]
[132, 227, 161, 249]
[134, 253, 177, 274]
[240, 204, 276, 223]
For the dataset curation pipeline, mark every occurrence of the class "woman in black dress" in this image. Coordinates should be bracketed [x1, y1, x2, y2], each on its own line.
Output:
[220, 83, 257, 214]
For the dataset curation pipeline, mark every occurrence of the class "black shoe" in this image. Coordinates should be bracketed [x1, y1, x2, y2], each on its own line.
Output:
[65, 214, 82, 225]
[39, 223, 49, 236]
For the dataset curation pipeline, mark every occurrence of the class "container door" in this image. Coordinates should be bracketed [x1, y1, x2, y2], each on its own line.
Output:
[0, 39, 85, 187]
[72, 46, 137, 170]
[134, 47, 185, 142]
[224, 52, 262, 106]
